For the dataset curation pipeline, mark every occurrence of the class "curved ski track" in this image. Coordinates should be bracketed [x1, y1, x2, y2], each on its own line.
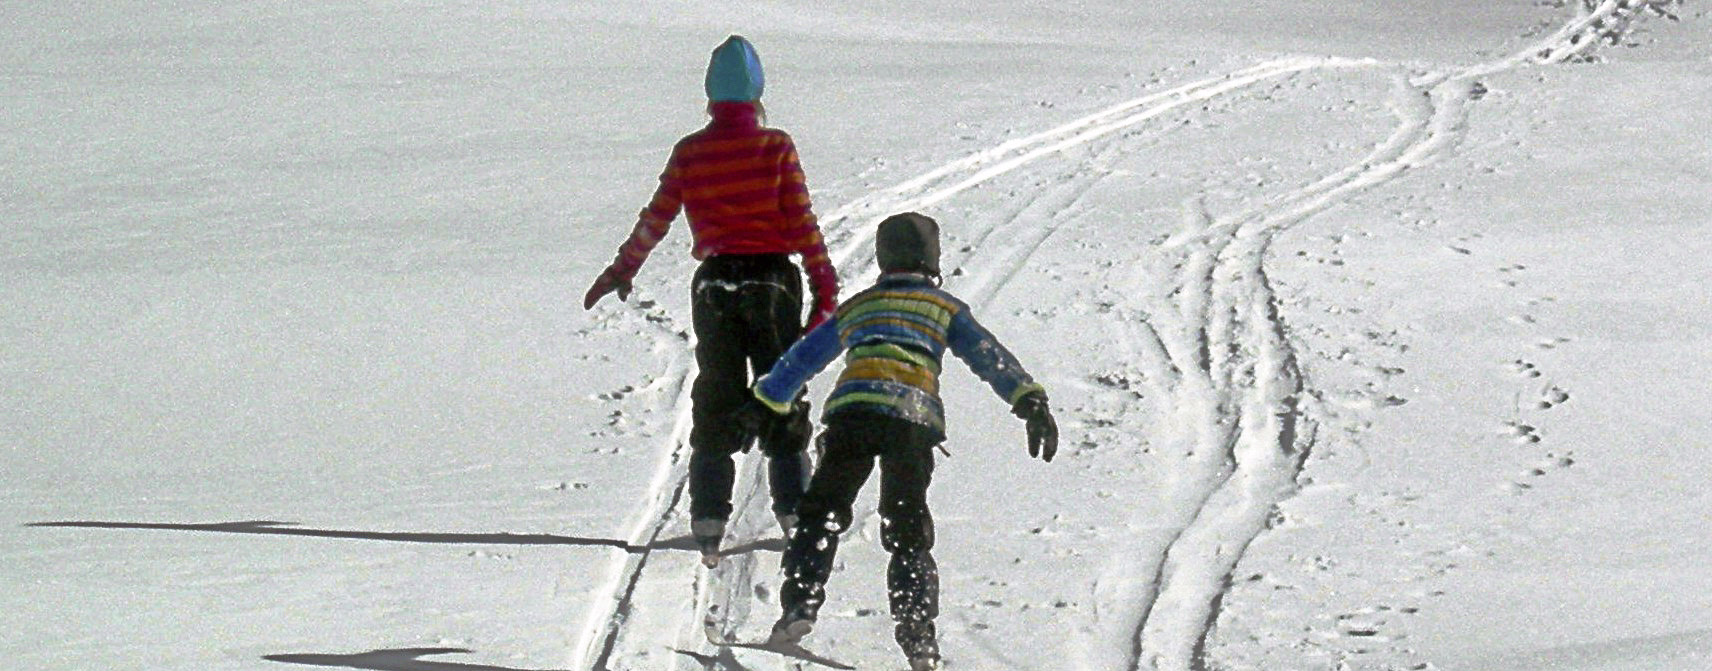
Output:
[570, 3, 1674, 669]
[1086, 3, 1676, 671]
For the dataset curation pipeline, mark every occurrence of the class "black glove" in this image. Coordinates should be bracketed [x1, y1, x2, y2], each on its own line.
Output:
[1010, 391, 1057, 463]
[730, 393, 809, 451]
[766, 399, 813, 454]
[730, 395, 775, 443]
[582, 266, 633, 309]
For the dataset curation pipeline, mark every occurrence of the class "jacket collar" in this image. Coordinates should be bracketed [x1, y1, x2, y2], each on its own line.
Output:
[876, 272, 935, 286]
[708, 101, 760, 129]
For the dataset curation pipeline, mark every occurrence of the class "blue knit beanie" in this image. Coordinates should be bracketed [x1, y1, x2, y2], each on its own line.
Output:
[705, 35, 764, 102]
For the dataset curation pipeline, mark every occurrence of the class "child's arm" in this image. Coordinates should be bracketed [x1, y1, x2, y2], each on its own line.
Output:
[774, 135, 839, 330]
[946, 307, 1046, 407]
[948, 305, 1057, 461]
[584, 145, 686, 308]
[752, 318, 844, 412]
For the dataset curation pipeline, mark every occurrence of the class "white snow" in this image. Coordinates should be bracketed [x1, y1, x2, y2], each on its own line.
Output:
[5, 2, 1710, 670]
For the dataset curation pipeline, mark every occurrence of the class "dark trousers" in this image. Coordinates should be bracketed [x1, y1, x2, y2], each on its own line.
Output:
[781, 412, 939, 625]
[688, 253, 812, 522]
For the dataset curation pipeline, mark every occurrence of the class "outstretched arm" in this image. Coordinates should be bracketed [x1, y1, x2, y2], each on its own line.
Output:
[752, 317, 844, 411]
[585, 146, 685, 309]
[948, 305, 1056, 461]
[946, 307, 1045, 407]
[730, 317, 843, 438]
[775, 136, 839, 330]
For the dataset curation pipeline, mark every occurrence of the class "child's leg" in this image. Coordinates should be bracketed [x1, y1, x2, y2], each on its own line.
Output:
[879, 435, 939, 662]
[735, 257, 810, 519]
[779, 419, 878, 621]
[766, 439, 811, 522]
[687, 262, 756, 525]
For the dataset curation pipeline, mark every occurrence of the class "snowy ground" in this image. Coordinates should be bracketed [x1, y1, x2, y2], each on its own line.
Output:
[5, 2, 1710, 670]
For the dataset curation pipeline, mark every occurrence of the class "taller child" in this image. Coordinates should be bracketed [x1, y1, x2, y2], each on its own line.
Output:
[583, 35, 840, 565]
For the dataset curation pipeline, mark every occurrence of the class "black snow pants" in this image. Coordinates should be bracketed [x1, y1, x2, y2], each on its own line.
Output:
[687, 253, 813, 523]
[781, 411, 940, 629]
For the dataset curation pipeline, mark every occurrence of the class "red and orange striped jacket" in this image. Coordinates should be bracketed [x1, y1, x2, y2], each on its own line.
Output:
[606, 102, 838, 310]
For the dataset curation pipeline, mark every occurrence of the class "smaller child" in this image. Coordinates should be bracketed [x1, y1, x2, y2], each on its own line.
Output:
[736, 212, 1058, 671]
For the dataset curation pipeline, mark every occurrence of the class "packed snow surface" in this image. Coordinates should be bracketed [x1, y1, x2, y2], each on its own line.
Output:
[5, 2, 1710, 670]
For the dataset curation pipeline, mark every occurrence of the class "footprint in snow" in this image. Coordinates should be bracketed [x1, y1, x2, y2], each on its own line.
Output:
[1336, 609, 1407, 643]
[1535, 385, 1571, 410]
[594, 385, 637, 401]
[1330, 392, 1409, 410]
[1507, 359, 1542, 379]
[1501, 422, 1542, 444]
[1519, 452, 1575, 482]
[1539, 452, 1576, 471]
[1527, 451, 1575, 475]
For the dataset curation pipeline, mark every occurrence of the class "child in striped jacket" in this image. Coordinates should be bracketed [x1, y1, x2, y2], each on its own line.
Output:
[583, 36, 840, 564]
[737, 212, 1058, 671]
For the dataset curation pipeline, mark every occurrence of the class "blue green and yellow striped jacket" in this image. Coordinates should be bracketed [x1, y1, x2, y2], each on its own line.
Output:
[753, 273, 1044, 440]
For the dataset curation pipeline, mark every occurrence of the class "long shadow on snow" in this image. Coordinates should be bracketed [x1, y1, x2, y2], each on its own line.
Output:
[26, 520, 788, 560]
[265, 647, 564, 671]
[673, 647, 762, 671]
[28, 521, 700, 556]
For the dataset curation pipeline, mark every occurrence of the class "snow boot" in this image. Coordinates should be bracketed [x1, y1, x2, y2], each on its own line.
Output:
[768, 604, 817, 645]
[692, 518, 726, 568]
[895, 620, 940, 670]
[909, 656, 942, 671]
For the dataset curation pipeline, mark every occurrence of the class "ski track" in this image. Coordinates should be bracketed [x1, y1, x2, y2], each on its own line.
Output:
[1092, 3, 1674, 671]
[571, 341, 697, 671]
[573, 2, 1673, 669]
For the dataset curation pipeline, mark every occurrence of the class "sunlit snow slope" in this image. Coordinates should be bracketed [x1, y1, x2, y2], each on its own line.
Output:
[5, 2, 1708, 671]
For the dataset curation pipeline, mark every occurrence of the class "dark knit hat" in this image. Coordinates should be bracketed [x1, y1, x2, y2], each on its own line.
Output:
[875, 212, 941, 276]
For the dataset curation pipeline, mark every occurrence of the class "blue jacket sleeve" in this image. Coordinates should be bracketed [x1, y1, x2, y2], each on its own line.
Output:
[946, 305, 1046, 406]
[753, 317, 845, 411]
